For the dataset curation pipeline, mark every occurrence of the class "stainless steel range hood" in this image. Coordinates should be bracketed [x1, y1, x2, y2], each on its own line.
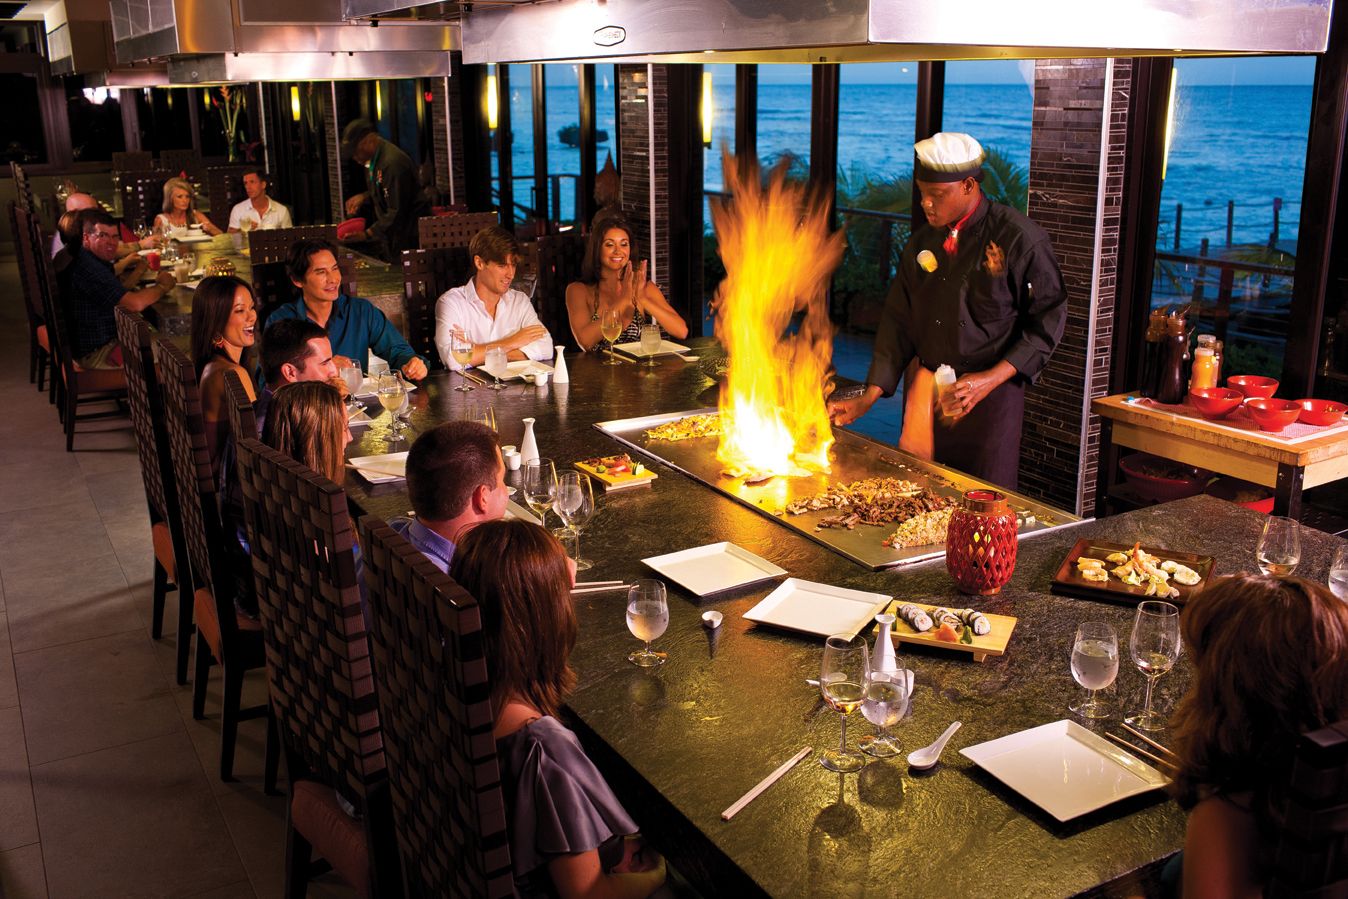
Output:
[458, 0, 1333, 64]
[42, 0, 169, 85]
[109, 0, 455, 80]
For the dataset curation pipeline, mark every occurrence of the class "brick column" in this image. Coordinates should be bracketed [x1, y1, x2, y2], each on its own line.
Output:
[1020, 58, 1131, 516]
[323, 82, 344, 223]
[435, 66, 466, 206]
[617, 65, 658, 273]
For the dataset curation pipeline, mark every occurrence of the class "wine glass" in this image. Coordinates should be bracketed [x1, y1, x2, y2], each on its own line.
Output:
[339, 364, 365, 414]
[563, 472, 595, 572]
[819, 634, 870, 773]
[1256, 515, 1301, 576]
[600, 307, 624, 362]
[639, 322, 661, 367]
[522, 458, 557, 527]
[1126, 600, 1182, 732]
[1069, 621, 1119, 719]
[626, 579, 668, 667]
[1330, 546, 1348, 602]
[482, 346, 509, 390]
[377, 372, 406, 443]
[858, 668, 909, 759]
[450, 332, 475, 392]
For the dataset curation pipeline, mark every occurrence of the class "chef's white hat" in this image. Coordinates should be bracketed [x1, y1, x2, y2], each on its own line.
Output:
[914, 132, 986, 183]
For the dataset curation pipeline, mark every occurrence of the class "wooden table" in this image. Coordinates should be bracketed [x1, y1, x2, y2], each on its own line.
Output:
[342, 343, 1347, 897]
[1093, 392, 1348, 517]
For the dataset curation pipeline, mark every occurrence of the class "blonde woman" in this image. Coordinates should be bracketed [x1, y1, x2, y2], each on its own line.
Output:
[153, 177, 221, 235]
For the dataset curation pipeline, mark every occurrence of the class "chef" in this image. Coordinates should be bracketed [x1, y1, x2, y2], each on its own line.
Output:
[828, 132, 1067, 489]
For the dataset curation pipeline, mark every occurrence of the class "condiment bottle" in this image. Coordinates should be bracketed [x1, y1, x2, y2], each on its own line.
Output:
[934, 364, 958, 417]
[1156, 313, 1191, 404]
[1190, 346, 1218, 392]
[1140, 309, 1167, 398]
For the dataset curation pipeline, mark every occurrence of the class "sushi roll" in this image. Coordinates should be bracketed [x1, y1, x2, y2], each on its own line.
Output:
[958, 608, 992, 636]
[898, 604, 934, 633]
[931, 607, 963, 629]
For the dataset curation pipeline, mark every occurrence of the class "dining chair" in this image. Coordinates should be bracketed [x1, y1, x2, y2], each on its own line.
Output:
[205, 164, 252, 233]
[234, 437, 402, 899]
[38, 215, 128, 451]
[114, 308, 192, 684]
[416, 210, 499, 250]
[399, 246, 474, 369]
[358, 516, 514, 898]
[1267, 719, 1348, 898]
[117, 169, 171, 232]
[534, 229, 587, 343]
[154, 338, 274, 786]
[9, 203, 53, 395]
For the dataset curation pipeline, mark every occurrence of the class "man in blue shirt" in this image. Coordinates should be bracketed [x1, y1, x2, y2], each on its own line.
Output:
[388, 421, 509, 572]
[269, 237, 428, 380]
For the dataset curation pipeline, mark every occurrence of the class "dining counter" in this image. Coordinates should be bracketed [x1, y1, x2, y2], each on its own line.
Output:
[344, 341, 1347, 898]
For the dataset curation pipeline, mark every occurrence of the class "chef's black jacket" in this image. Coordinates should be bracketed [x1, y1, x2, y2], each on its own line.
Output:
[364, 139, 430, 260]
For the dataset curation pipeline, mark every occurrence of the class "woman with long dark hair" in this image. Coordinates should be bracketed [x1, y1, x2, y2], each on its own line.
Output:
[1169, 574, 1348, 897]
[191, 275, 258, 476]
[451, 520, 667, 899]
[564, 214, 687, 352]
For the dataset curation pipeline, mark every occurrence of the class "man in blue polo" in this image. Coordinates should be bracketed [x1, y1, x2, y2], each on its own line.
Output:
[268, 237, 428, 380]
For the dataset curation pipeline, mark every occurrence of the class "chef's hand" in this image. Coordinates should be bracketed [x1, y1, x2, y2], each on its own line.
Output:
[344, 192, 369, 217]
[400, 357, 429, 381]
[828, 385, 883, 426]
[945, 361, 1017, 422]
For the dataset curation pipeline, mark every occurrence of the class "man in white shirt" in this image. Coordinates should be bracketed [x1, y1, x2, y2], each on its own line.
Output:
[434, 225, 552, 371]
[227, 168, 293, 232]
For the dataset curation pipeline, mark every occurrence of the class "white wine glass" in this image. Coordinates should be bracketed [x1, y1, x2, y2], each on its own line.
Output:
[639, 322, 661, 367]
[1330, 545, 1348, 602]
[626, 579, 668, 667]
[1069, 621, 1119, 719]
[339, 364, 365, 413]
[377, 372, 406, 444]
[563, 472, 595, 572]
[858, 668, 909, 759]
[450, 332, 475, 392]
[1126, 600, 1181, 732]
[1257, 515, 1301, 576]
[600, 307, 624, 362]
[522, 458, 557, 528]
[819, 634, 870, 773]
[482, 346, 509, 390]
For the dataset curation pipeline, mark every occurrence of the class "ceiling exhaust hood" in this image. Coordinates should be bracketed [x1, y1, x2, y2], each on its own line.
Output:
[458, 0, 1332, 65]
[109, 0, 455, 80]
[42, 0, 169, 84]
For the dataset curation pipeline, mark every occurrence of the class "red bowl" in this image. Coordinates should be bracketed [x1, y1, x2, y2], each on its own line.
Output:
[1296, 398, 1347, 427]
[1204, 477, 1274, 514]
[1188, 387, 1244, 420]
[1118, 453, 1212, 503]
[1227, 375, 1279, 399]
[1244, 398, 1302, 432]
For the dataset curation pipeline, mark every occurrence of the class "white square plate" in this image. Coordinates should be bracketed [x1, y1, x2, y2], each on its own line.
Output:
[960, 719, 1169, 822]
[505, 500, 540, 525]
[743, 578, 890, 639]
[611, 339, 691, 358]
[354, 379, 420, 398]
[347, 408, 374, 427]
[171, 230, 212, 244]
[642, 542, 786, 596]
[502, 360, 554, 380]
[347, 451, 408, 484]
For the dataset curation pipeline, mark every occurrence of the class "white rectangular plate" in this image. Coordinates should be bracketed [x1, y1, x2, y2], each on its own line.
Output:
[348, 451, 408, 484]
[502, 360, 554, 379]
[347, 408, 374, 427]
[612, 339, 691, 358]
[354, 379, 420, 398]
[642, 542, 786, 596]
[960, 719, 1169, 822]
[743, 578, 890, 639]
[505, 500, 540, 526]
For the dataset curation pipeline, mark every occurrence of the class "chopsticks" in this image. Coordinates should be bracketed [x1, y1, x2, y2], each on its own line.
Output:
[570, 582, 631, 595]
[1103, 731, 1177, 771]
[604, 350, 632, 364]
[461, 369, 488, 385]
[1121, 723, 1180, 762]
[722, 746, 812, 821]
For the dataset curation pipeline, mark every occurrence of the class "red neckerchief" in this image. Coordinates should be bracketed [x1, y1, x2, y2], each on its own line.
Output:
[943, 203, 978, 257]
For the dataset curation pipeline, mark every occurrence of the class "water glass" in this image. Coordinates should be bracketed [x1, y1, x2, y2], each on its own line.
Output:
[339, 364, 365, 413]
[482, 347, 509, 390]
[1126, 600, 1182, 732]
[1069, 621, 1119, 719]
[626, 579, 669, 667]
[1257, 515, 1301, 576]
[858, 668, 910, 759]
[819, 634, 870, 773]
[1328, 545, 1348, 602]
[639, 323, 661, 366]
[522, 458, 557, 526]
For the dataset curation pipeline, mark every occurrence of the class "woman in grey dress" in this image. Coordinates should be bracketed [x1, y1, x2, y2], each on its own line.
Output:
[451, 520, 668, 899]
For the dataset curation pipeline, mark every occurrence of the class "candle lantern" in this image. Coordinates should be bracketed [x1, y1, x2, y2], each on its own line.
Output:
[945, 489, 1018, 595]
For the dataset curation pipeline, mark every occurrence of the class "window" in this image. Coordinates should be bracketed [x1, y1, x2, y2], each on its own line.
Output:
[1148, 57, 1315, 379]
[135, 88, 193, 156]
[942, 60, 1034, 211]
[64, 76, 126, 163]
[701, 64, 737, 314]
[0, 74, 47, 164]
[507, 64, 535, 224]
[595, 62, 617, 175]
[543, 63, 582, 225]
[756, 64, 811, 174]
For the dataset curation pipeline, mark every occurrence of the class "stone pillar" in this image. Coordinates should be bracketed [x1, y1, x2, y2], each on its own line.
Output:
[1021, 58, 1131, 516]
[323, 82, 344, 223]
[429, 75, 461, 206]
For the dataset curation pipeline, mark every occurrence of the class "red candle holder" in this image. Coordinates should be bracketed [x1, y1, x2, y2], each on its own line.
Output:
[945, 489, 1018, 595]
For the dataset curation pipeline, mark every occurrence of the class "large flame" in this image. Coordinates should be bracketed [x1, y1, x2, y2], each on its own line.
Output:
[711, 154, 846, 478]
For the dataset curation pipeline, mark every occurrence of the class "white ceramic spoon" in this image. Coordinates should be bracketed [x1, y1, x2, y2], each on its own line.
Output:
[907, 721, 962, 770]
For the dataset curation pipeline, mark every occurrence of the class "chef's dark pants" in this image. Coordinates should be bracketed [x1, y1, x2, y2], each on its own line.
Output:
[932, 377, 1026, 490]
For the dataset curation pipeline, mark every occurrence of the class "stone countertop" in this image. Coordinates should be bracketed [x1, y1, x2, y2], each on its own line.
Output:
[345, 341, 1347, 898]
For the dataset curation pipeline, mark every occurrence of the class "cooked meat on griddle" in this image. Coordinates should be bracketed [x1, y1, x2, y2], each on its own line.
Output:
[644, 413, 723, 442]
[784, 477, 947, 529]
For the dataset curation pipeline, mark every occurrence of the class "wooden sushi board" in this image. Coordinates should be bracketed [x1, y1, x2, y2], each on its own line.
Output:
[573, 454, 658, 492]
[876, 600, 1017, 663]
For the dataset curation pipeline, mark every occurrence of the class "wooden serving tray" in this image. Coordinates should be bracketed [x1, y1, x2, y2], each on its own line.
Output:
[1049, 538, 1214, 607]
[573, 456, 658, 492]
[876, 600, 1017, 663]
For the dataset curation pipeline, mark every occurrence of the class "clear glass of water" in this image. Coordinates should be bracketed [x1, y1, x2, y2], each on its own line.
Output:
[482, 346, 509, 390]
[339, 364, 364, 413]
[1329, 546, 1348, 602]
[857, 669, 910, 758]
[639, 323, 661, 367]
[1069, 621, 1119, 719]
[1257, 515, 1301, 576]
[626, 579, 669, 667]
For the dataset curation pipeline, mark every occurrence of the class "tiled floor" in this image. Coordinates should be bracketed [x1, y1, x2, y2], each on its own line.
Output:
[0, 259, 354, 899]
